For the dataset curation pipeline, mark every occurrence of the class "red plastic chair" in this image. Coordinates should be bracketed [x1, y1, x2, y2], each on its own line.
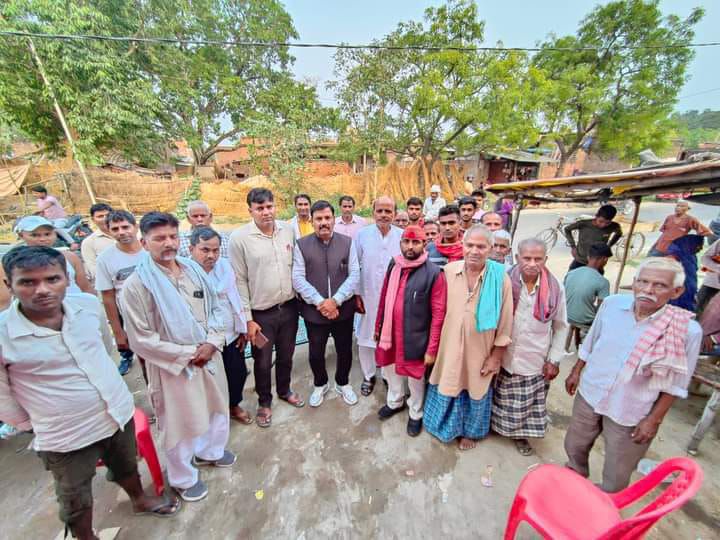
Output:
[97, 408, 164, 496]
[504, 458, 703, 540]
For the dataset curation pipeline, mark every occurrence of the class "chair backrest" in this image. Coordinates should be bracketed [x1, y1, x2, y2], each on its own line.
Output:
[600, 457, 704, 540]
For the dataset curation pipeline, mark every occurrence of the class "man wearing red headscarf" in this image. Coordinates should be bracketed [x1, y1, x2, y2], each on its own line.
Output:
[426, 205, 464, 268]
[373, 226, 447, 436]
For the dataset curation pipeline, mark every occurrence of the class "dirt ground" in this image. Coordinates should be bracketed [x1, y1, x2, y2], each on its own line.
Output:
[1, 201, 719, 539]
[1, 339, 718, 539]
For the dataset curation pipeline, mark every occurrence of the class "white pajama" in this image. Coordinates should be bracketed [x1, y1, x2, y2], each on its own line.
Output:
[386, 368, 426, 420]
[358, 345, 378, 381]
[165, 412, 229, 489]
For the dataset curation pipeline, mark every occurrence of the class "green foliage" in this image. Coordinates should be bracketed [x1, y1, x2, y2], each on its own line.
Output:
[534, 0, 704, 169]
[0, 0, 164, 164]
[331, 0, 541, 190]
[175, 175, 202, 219]
[672, 109, 720, 148]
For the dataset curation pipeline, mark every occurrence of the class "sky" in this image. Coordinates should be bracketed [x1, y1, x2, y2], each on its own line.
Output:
[283, 0, 719, 112]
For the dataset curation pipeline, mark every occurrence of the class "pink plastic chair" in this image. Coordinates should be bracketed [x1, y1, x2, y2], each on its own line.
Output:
[97, 408, 164, 496]
[504, 458, 703, 540]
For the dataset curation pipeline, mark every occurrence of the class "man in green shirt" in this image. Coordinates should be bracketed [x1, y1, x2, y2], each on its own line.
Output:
[563, 205, 622, 272]
[563, 243, 612, 326]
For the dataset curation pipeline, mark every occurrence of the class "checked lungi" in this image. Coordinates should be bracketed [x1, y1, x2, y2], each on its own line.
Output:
[423, 384, 493, 443]
[491, 369, 547, 439]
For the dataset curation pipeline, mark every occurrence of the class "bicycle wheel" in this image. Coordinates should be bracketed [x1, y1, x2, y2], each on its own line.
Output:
[536, 228, 558, 251]
[629, 232, 645, 257]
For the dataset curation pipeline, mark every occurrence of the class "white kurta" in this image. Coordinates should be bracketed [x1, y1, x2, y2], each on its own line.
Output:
[353, 224, 403, 348]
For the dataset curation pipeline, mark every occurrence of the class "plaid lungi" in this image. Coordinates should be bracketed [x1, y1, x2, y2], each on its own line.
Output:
[423, 384, 493, 443]
[491, 369, 547, 439]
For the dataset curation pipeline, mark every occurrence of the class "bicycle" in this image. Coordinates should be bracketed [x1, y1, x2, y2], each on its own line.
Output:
[612, 232, 646, 262]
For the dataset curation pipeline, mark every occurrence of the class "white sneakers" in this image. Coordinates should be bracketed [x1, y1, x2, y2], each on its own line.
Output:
[309, 384, 329, 407]
[309, 383, 358, 407]
[335, 383, 358, 406]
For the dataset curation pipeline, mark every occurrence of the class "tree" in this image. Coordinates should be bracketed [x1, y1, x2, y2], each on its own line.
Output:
[0, 0, 163, 164]
[331, 0, 541, 194]
[534, 0, 704, 175]
[139, 0, 325, 166]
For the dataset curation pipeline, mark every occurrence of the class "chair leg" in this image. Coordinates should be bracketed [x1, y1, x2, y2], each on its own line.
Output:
[504, 497, 526, 540]
[137, 429, 165, 496]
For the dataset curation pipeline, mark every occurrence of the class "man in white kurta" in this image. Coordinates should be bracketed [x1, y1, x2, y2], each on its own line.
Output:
[121, 212, 233, 503]
[354, 196, 403, 396]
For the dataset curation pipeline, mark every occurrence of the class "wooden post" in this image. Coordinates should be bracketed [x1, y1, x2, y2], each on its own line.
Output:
[614, 196, 642, 293]
[27, 38, 96, 205]
[510, 196, 522, 245]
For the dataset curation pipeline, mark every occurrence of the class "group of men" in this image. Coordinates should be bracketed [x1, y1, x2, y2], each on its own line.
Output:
[0, 186, 706, 539]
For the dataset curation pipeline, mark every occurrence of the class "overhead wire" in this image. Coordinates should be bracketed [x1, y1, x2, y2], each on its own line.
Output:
[1, 29, 719, 52]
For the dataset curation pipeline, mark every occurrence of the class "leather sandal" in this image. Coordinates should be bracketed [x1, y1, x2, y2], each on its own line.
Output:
[279, 391, 305, 408]
[256, 407, 272, 428]
[360, 376, 376, 397]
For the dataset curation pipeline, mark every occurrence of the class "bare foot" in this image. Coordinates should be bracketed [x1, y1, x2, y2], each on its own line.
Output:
[458, 437, 477, 451]
[132, 494, 181, 516]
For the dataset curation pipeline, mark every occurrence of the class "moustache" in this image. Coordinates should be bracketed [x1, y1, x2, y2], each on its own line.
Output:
[636, 294, 657, 303]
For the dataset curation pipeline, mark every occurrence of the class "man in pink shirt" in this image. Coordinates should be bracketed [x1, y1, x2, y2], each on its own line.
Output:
[333, 195, 367, 239]
[32, 185, 67, 220]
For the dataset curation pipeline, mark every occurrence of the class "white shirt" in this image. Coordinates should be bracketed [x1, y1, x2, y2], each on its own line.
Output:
[334, 214, 367, 239]
[0, 294, 134, 452]
[292, 234, 360, 306]
[578, 294, 702, 426]
[503, 280, 569, 375]
[353, 224, 403, 348]
[423, 196, 446, 221]
[95, 245, 144, 294]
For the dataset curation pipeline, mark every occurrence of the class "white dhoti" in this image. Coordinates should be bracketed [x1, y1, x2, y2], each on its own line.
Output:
[165, 412, 229, 489]
[358, 345, 378, 381]
[385, 369, 426, 420]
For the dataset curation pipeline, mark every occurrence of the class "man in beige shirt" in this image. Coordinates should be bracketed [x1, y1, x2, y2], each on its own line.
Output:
[424, 225, 513, 451]
[0, 246, 179, 539]
[229, 188, 304, 428]
[491, 238, 568, 456]
[121, 212, 234, 503]
[80, 203, 115, 281]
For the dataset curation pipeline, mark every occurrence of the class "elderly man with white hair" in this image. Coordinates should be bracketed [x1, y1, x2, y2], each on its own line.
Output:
[178, 200, 230, 258]
[563, 257, 702, 492]
[490, 229, 513, 268]
[422, 185, 446, 221]
[491, 238, 568, 456]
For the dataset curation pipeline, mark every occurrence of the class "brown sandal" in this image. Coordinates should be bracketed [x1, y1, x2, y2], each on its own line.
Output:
[256, 407, 272, 428]
[279, 392, 305, 408]
[230, 406, 254, 425]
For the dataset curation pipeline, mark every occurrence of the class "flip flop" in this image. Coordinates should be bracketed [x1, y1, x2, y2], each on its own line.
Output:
[514, 439, 534, 456]
[230, 407, 254, 425]
[133, 497, 182, 517]
[256, 408, 272, 428]
[360, 377, 376, 397]
[279, 392, 305, 408]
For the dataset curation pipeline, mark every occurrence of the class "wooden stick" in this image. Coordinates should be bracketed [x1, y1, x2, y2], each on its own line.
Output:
[614, 196, 642, 293]
[27, 38, 96, 204]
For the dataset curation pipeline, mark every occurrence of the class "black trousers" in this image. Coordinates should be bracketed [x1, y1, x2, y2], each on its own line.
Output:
[696, 285, 719, 317]
[251, 299, 299, 408]
[222, 336, 249, 407]
[306, 317, 354, 387]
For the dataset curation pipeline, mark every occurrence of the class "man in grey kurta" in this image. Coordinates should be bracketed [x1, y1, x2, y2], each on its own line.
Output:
[121, 212, 234, 503]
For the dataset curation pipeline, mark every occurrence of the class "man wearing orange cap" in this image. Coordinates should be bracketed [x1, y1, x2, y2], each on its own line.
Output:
[373, 226, 447, 436]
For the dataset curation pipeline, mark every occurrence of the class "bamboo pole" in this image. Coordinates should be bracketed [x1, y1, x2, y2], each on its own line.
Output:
[509, 196, 522, 245]
[613, 196, 642, 293]
[27, 38, 96, 205]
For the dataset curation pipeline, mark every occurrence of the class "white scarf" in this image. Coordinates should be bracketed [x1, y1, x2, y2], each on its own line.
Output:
[135, 251, 224, 377]
[208, 258, 247, 336]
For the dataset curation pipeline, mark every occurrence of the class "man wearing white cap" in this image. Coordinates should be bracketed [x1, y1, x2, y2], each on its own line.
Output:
[0, 216, 93, 310]
[423, 184, 447, 221]
[423, 185, 447, 221]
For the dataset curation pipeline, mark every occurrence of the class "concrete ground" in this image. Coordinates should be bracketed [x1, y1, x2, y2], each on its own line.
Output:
[1, 201, 719, 539]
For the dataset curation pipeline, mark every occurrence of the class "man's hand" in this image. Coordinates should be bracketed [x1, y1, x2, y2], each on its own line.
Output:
[565, 369, 580, 396]
[191, 343, 217, 367]
[318, 298, 339, 319]
[424, 354, 436, 366]
[480, 349, 502, 377]
[355, 295, 365, 314]
[542, 361, 560, 382]
[235, 334, 247, 350]
[246, 320, 261, 342]
[631, 417, 660, 444]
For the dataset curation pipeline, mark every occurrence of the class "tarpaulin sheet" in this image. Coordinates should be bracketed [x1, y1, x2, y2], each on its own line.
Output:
[0, 164, 30, 198]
